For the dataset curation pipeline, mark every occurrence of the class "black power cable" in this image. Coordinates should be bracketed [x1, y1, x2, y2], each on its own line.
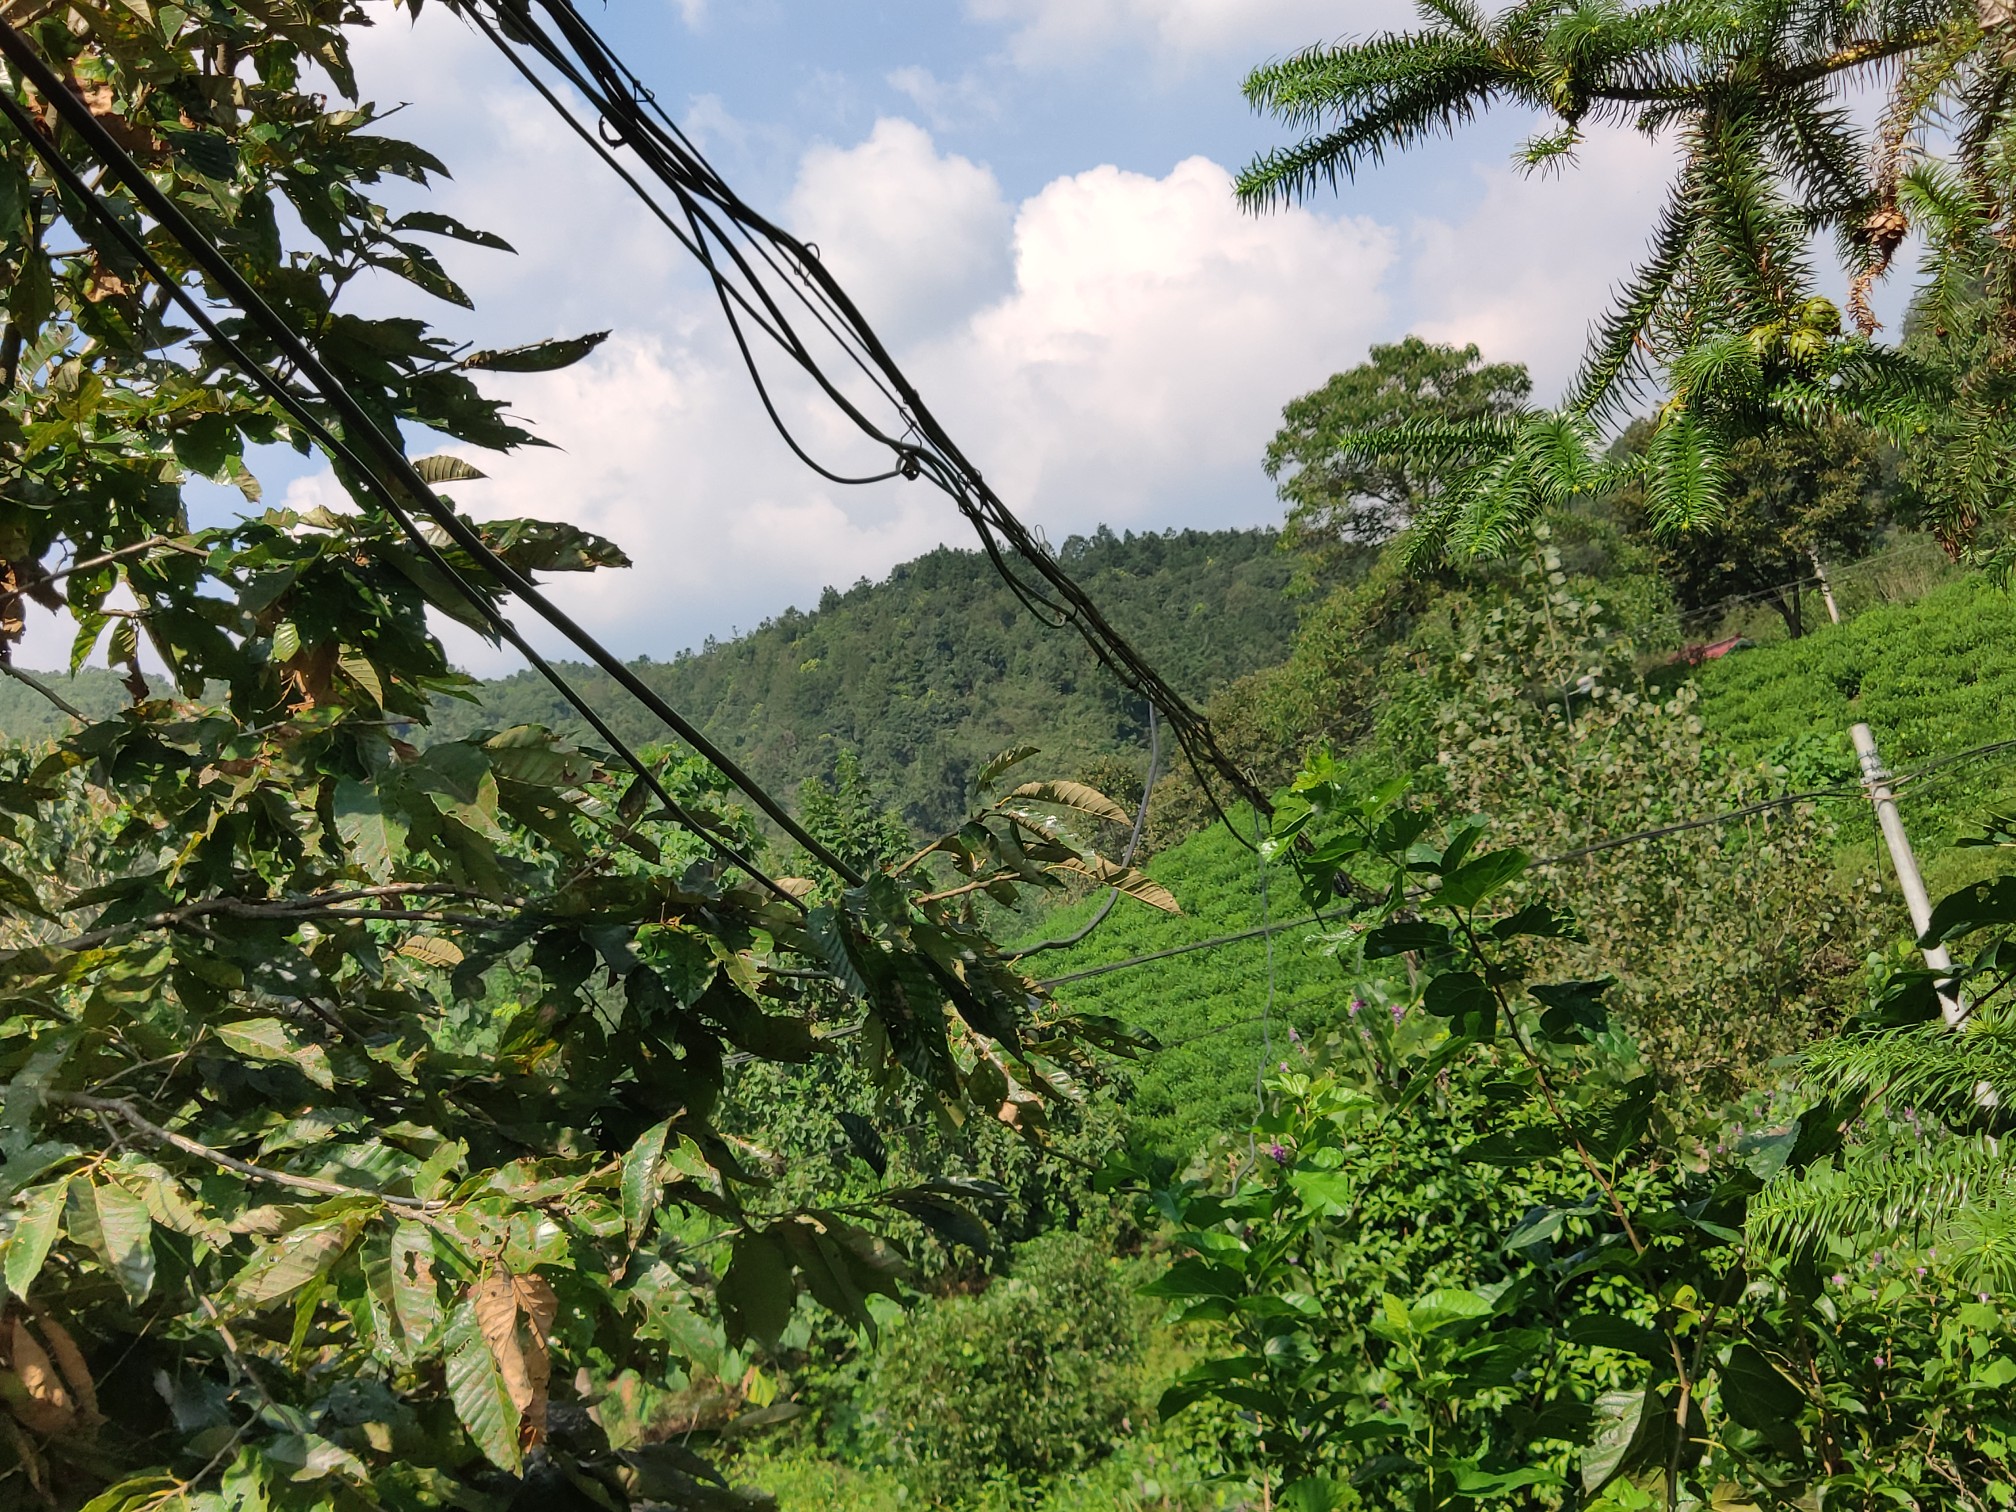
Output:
[455, 0, 1271, 833]
[0, 87, 803, 908]
[0, 20, 865, 892]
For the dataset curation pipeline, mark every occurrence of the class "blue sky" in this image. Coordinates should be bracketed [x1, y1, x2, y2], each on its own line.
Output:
[24, 1, 1908, 674]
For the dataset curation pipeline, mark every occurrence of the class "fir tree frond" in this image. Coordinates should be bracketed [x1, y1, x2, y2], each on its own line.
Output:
[1415, 0, 1492, 42]
[1803, 1021, 2016, 1123]
[1566, 171, 1697, 420]
[1750, 1134, 2014, 1269]
[1692, 107, 1816, 317]
[1242, 31, 1498, 131]
[1237, 53, 1510, 207]
[1642, 408, 1729, 531]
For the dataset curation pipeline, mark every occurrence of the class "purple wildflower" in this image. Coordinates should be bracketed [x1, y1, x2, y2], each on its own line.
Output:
[1267, 1143, 1290, 1166]
[1347, 998, 1363, 1019]
[1391, 1003, 1407, 1024]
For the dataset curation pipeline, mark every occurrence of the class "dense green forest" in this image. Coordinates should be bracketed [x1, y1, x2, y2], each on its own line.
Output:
[0, 529, 1300, 836]
[10, 1, 2016, 1510]
[427, 528, 1304, 833]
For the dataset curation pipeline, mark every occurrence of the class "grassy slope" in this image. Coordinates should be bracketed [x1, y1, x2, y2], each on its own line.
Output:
[0, 667, 151, 740]
[1021, 817, 1358, 1159]
[1025, 573, 2016, 1161]
[1691, 575, 2016, 890]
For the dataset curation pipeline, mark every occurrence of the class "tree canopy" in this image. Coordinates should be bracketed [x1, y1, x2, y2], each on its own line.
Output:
[1239, 0, 2016, 558]
[1266, 336, 1532, 563]
[0, 6, 1168, 1507]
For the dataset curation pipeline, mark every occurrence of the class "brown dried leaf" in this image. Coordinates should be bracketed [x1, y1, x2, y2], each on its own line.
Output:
[471, 1271, 556, 1448]
[29, 1315, 97, 1425]
[1, 1318, 76, 1436]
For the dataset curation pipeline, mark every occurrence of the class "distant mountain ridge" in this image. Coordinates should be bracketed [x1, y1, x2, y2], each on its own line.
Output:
[428, 525, 1302, 830]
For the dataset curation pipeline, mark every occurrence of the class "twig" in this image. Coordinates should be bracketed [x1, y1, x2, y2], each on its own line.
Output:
[49, 1092, 448, 1211]
[0, 661, 88, 722]
[40, 536, 205, 588]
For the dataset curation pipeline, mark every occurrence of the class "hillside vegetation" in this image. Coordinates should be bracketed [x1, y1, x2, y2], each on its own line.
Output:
[1694, 574, 2016, 852]
[433, 526, 1305, 831]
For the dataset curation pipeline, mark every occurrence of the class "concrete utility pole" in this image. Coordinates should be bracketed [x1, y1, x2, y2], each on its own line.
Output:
[1851, 722, 1963, 1024]
[1809, 548, 1842, 626]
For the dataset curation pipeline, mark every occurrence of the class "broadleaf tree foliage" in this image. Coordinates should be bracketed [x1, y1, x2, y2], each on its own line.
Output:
[1241, 0, 2016, 559]
[0, 5, 1167, 1507]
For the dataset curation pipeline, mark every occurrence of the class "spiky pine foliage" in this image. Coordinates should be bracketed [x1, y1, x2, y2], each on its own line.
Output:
[1750, 1133, 2016, 1289]
[1751, 852, 2016, 1290]
[1241, 0, 2007, 555]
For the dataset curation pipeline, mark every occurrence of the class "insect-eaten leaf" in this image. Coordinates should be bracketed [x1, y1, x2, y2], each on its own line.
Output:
[477, 517, 632, 575]
[461, 330, 610, 373]
[471, 1269, 559, 1452]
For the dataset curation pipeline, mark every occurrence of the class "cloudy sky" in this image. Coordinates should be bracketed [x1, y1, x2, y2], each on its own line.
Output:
[27, 0, 1885, 671]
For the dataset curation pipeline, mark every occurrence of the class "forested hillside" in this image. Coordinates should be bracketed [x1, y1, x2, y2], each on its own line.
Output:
[429, 526, 1303, 829]
[15, 0, 2016, 1507]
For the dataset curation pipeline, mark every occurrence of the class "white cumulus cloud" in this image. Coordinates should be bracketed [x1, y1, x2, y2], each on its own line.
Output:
[1406, 125, 1684, 402]
[785, 120, 1015, 345]
[916, 155, 1395, 534]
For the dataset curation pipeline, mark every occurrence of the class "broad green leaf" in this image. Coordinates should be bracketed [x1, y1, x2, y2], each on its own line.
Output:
[1531, 978, 1613, 1043]
[1287, 1168, 1355, 1216]
[216, 1018, 335, 1090]
[1363, 920, 1453, 958]
[0, 861, 53, 920]
[5, 1177, 70, 1298]
[1407, 1287, 1496, 1333]
[880, 1191, 991, 1253]
[1423, 970, 1495, 1036]
[622, 1117, 673, 1244]
[334, 779, 408, 878]
[84, 1180, 156, 1302]
[228, 1216, 363, 1309]
[461, 330, 610, 373]
[1563, 1313, 1666, 1360]
[444, 1300, 523, 1473]
[338, 652, 384, 706]
[484, 727, 593, 787]
[1007, 780, 1131, 825]
[1429, 846, 1529, 909]
[271, 619, 300, 662]
[717, 1230, 795, 1346]
[393, 210, 513, 251]
[974, 745, 1040, 793]
[1923, 875, 2016, 944]
[1719, 1343, 1806, 1447]
[1461, 1123, 1566, 1166]
[1139, 1256, 1245, 1301]
[1280, 1478, 1351, 1512]
[390, 1223, 444, 1349]
[480, 517, 632, 574]
[1581, 1387, 1656, 1493]
[1491, 901, 1584, 942]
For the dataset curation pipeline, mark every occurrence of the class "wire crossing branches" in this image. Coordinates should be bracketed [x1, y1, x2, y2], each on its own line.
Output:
[0, 19, 857, 896]
[454, 0, 1271, 825]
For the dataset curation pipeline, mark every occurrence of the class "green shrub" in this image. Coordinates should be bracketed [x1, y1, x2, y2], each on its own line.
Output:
[865, 1230, 1148, 1504]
